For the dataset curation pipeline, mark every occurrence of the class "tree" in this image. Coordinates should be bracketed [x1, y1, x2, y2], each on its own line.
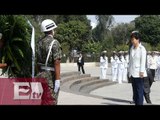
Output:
[134, 15, 160, 46]
[101, 31, 114, 52]
[55, 20, 91, 62]
[141, 42, 152, 51]
[56, 15, 91, 25]
[92, 15, 114, 42]
[116, 44, 129, 51]
[82, 40, 102, 54]
[111, 22, 135, 47]
[0, 15, 32, 77]
[29, 15, 58, 25]
[155, 43, 160, 51]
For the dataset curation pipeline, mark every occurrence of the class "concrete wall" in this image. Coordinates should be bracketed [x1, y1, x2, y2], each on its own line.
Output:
[61, 62, 100, 67]
[61, 62, 111, 67]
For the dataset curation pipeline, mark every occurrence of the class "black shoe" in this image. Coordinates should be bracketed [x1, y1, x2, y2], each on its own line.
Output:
[130, 101, 135, 104]
[146, 101, 152, 104]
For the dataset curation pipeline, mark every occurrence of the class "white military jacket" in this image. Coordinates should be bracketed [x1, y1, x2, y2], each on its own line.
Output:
[128, 43, 147, 78]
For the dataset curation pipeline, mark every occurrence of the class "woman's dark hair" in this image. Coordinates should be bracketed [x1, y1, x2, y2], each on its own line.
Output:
[130, 31, 141, 42]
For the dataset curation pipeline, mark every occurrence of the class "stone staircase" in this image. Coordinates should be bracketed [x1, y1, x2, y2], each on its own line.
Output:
[60, 71, 117, 95]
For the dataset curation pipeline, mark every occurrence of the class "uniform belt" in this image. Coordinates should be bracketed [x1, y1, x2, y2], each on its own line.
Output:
[40, 66, 55, 71]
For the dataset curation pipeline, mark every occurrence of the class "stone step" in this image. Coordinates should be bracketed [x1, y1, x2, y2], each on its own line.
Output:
[70, 78, 103, 92]
[61, 74, 91, 85]
[70, 76, 99, 87]
[60, 71, 117, 96]
[61, 71, 80, 78]
[79, 81, 117, 94]
[60, 76, 98, 92]
[79, 79, 110, 90]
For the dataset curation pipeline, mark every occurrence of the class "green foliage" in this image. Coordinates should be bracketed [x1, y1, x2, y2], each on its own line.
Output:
[61, 42, 70, 55]
[101, 32, 114, 52]
[56, 15, 91, 26]
[141, 42, 152, 51]
[82, 40, 102, 54]
[115, 44, 129, 51]
[111, 22, 135, 46]
[55, 20, 91, 52]
[25, 15, 42, 41]
[135, 15, 160, 46]
[155, 43, 160, 51]
[92, 15, 114, 42]
[0, 15, 32, 77]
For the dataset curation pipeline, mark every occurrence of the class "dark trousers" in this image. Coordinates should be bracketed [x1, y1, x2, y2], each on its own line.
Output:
[131, 76, 144, 105]
[132, 77, 153, 104]
[144, 92, 151, 103]
[143, 76, 153, 104]
[78, 65, 85, 74]
[150, 69, 155, 81]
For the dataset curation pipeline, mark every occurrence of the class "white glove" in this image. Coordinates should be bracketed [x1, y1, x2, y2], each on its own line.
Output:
[54, 80, 60, 93]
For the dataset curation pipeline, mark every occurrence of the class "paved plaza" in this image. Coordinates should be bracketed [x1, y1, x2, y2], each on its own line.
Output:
[58, 63, 160, 105]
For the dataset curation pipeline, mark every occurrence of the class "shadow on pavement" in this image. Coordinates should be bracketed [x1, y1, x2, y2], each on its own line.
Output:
[102, 97, 131, 104]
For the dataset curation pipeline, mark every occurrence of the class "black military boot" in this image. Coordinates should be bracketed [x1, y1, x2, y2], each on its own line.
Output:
[144, 93, 152, 104]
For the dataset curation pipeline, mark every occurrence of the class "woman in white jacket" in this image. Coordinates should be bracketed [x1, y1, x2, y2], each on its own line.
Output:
[128, 31, 147, 105]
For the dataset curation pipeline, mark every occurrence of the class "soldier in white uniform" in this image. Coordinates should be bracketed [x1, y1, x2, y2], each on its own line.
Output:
[147, 51, 151, 69]
[110, 51, 118, 81]
[100, 51, 108, 79]
[154, 51, 159, 80]
[148, 51, 157, 81]
[123, 51, 129, 82]
[156, 52, 160, 80]
[117, 51, 125, 84]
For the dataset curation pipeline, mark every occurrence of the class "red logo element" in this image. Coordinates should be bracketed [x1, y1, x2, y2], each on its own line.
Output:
[0, 78, 55, 105]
